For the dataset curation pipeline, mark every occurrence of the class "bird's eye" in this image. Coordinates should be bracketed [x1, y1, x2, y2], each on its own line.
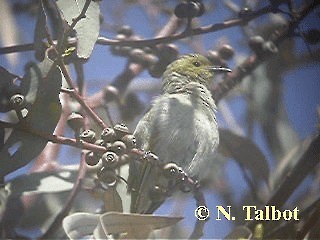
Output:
[193, 61, 201, 67]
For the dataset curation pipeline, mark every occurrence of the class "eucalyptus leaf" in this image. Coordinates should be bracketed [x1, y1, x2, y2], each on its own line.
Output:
[0, 66, 20, 113]
[56, 0, 100, 59]
[64, 212, 183, 239]
[103, 187, 123, 212]
[219, 128, 269, 183]
[12, 190, 102, 239]
[98, 212, 183, 239]
[0, 57, 62, 177]
[63, 212, 100, 240]
[7, 169, 77, 197]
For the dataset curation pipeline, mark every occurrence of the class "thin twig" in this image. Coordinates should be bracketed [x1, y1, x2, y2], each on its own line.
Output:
[40, 0, 55, 46]
[58, 62, 108, 129]
[213, 1, 319, 103]
[0, 120, 106, 153]
[246, 134, 320, 232]
[267, 197, 320, 238]
[296, 198, 320, 239]
[70, 0, 91, 29]
[0, 3, 282, 55]
[236, 162, 261, 203]
[53, 0, 108, 129]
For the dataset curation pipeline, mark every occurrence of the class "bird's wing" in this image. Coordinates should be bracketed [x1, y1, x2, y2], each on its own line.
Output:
[127, 107, 159, 213]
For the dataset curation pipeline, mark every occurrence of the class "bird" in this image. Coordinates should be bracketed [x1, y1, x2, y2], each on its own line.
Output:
[128, 53, 231, 214]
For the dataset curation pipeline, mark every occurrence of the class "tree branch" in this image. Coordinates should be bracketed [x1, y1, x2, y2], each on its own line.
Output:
[213, 0, 319, 102]
[0, 2, 295, 55]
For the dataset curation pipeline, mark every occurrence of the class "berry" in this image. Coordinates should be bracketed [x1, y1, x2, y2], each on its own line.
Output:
[67, 112, 84, 132]
[101, 127, 116, 142]
[85, 151, 100, 166]
[101, 151, 119, 168]
[218, 44, 235, 60]
[114, 123, 129, 138]
[80, 129, 96, 143]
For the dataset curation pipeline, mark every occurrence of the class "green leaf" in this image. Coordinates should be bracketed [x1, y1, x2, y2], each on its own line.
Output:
[219, 128, 269, 184]
[0, 66, 20, 112]
[63, 212, 100, 239]
[4, 165, 102, 238]
[63, 212, 183, 239]
[7, 169, 77, 197]
[0, 57, 62, 177]
[99, 212, 183, 239]
[103, 187, 123, 212]
[56, 0, 100, 59]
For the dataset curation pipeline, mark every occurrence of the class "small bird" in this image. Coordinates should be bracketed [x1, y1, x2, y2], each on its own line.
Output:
[128, 54, 231, 213]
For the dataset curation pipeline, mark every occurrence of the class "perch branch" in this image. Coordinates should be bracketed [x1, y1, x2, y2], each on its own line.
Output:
[0, 2, 291, 55]
[0, 120, 106, 153]
[213, 0, 319, 102]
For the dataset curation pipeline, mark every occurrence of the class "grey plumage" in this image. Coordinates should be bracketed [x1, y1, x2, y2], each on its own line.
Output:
[128, 54, 230, 213]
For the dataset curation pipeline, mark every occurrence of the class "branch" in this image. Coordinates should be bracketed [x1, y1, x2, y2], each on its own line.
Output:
[0, 120, 106, 153]
[58, 63, 108, 129]
[296, 200, 320, 239]
[69, 0, 91, 30]
[246, 134, 320, 232]
[213, 0, 319, 103]
[88, 15, 182, 109]
[0, 3, 287, 55]
[266, 134, 320, 208]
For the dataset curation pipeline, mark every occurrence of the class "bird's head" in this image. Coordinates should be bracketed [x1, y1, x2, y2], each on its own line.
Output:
[163, 54, 231, 88]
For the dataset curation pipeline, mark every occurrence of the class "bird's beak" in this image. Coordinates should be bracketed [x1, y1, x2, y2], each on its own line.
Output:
[209, 66, 232, 73]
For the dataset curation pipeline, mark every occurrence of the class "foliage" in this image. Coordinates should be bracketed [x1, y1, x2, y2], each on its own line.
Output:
[0, 0, 319, 239]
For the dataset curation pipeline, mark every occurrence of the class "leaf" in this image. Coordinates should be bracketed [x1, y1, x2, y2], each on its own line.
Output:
[224, 225, 252, 239]
[103, 187, 123, 212]
[21, 57, 59, 108]
[63, 212, 100, 240]
[7, 175, 101, 238]
[98, 212, 183, 239]
[0, 66, 20, 112]
[218, 128, 269, 183]
[56, 0, 100, 59]
[0, 57, 62, 177]
[7, 169, 77, 197]
[63, 209, 182, 239]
